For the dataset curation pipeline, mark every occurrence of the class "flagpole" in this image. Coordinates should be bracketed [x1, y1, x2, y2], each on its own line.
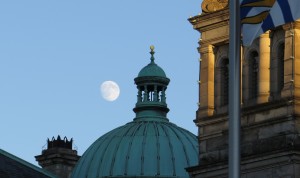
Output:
[229, 0, 241, 177]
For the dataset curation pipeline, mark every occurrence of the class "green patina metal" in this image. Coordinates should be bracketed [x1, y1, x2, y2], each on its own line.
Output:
[134, 46, 170, 122]
[138, 46, 167, 78]
[71, 46, 198, 178]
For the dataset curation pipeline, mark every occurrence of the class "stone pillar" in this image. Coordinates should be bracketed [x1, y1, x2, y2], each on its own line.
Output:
[282, 20, 300, 115]
[293, 21, 300, 116]
[258, 31, 270, 103]
[292, 20, 300, 103]
[197, 44, 215, 118]
[285, 20, 300, 115]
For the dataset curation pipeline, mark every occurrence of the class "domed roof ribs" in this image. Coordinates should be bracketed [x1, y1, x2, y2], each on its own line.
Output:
[124, 122, 144, 176]
[140, 122, 149, 175]
[167, 124, 191, 166]
[87, 125, 128, 176]
[75, 136, 97, 175]
[160, 124, 176, 176]
[175, 127, 199, 157]
[75, 131, 113, 176]
[153, 122, 161, 176]
[90, 131, 114, 175]
[93, 127, 123, 176]
[109, 123, 140, 176]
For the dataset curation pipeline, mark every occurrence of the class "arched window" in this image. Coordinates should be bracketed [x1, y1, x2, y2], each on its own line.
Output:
[270, 42, 284, 99]
[214, 45, 229, 113]
[270, 29, 285, 100]
[242, 48, 259, 106]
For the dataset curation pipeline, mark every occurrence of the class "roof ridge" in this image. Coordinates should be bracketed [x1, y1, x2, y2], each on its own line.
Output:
[0, 149, 57, 178]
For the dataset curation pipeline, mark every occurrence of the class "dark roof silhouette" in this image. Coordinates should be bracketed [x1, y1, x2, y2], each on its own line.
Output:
[0, 149, 56, 178]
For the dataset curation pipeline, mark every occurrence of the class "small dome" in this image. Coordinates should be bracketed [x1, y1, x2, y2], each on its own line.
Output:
[138, 63, 167, 77]
[71, 120, 198, 178]
[137, 45, 167, 78]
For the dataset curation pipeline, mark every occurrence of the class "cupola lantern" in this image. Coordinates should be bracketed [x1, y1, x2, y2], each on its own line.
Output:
[134, 46, 170, 122]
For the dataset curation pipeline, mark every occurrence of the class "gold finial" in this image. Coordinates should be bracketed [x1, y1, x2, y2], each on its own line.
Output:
[150, 45, 155, 52]
[150, 45, 155, 63]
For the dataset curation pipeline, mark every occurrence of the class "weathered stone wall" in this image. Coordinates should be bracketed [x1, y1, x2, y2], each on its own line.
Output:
[188, 100, 300, 177]
[188, 0, 300, 176]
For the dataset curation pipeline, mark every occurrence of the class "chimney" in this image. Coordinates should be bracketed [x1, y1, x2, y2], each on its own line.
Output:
[35, 135, 80, 178]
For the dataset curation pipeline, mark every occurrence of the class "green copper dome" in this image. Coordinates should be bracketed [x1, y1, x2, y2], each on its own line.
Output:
[71, 120, 198, 178]
[138, 63, 167, 77]
[71, 46, 198, 178]
[138, 46, 167, 78]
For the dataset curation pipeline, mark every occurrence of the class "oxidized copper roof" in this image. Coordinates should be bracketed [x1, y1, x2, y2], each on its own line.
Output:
[71, 46, 198, 178]
[71, 120, 198, 178]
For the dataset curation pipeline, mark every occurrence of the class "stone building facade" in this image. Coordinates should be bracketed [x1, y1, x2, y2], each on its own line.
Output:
[187, 1, 300, 177]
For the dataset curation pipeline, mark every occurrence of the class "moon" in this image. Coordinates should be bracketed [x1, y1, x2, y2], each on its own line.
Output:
[100, 81, 120, 101]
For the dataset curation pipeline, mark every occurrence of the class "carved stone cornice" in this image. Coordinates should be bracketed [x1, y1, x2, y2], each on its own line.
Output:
[282, 20, 300, 30]
[188, 8, 229, 32]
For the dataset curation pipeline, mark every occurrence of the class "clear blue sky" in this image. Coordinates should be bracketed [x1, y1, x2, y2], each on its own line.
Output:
[0, 1, 201, 165]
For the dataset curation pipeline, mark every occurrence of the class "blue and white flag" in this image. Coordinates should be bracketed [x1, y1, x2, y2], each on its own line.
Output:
[241, 0, 300, 46]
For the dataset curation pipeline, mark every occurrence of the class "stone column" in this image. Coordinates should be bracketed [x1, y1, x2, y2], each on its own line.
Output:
[283, 21, 300, 115]
[282, 21, 300, 115]
[293, 21, 300, 100]
[294, 21, 300, 115]
[197, 44, 215, 118]
[258, 31, 270, 103]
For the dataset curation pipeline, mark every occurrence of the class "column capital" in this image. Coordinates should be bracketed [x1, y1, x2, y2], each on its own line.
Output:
[282, 20, 300, 31]
[199, 44, 214, 54]
[260, 30, 270, 38]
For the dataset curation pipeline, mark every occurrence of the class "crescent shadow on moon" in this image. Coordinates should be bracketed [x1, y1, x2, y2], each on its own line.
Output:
[100, 81, 120, 101]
